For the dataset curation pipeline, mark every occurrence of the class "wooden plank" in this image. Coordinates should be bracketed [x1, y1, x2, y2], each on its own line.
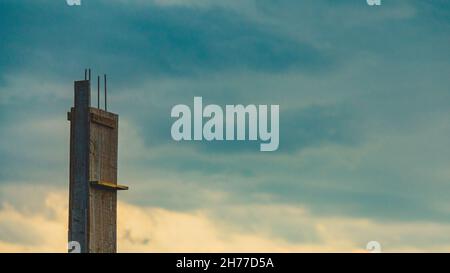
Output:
[90, 112, 116, 129]
[90, 180, 129, 190]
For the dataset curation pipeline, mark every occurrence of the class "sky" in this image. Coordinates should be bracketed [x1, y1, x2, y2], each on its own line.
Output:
[0, 0, 450, 252]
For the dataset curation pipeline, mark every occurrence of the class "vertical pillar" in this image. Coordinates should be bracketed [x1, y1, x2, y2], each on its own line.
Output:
[68, 80, 91, 253]
[68, 75, 128, 253]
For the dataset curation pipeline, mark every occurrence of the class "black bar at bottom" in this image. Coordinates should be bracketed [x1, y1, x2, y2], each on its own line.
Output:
[0, 253, 443, 272]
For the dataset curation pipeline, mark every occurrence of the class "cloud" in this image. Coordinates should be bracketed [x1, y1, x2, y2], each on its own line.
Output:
[2, 190, 450, 252]
[0, 191, 67, 252]
[0, 0, 331, 85]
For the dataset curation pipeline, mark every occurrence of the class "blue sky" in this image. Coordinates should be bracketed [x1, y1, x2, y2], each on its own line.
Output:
[0, 0, 450, 252]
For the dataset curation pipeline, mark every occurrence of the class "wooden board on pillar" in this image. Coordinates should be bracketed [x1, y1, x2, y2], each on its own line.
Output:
[88, 108, 119, 253]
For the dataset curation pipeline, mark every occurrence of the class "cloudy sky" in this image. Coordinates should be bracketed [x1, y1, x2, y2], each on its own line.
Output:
[0, 0, 449, 252]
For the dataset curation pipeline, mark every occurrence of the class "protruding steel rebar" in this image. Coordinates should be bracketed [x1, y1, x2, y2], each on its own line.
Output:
[104, 74, 107, 112]
[97, 76, 100, 109]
